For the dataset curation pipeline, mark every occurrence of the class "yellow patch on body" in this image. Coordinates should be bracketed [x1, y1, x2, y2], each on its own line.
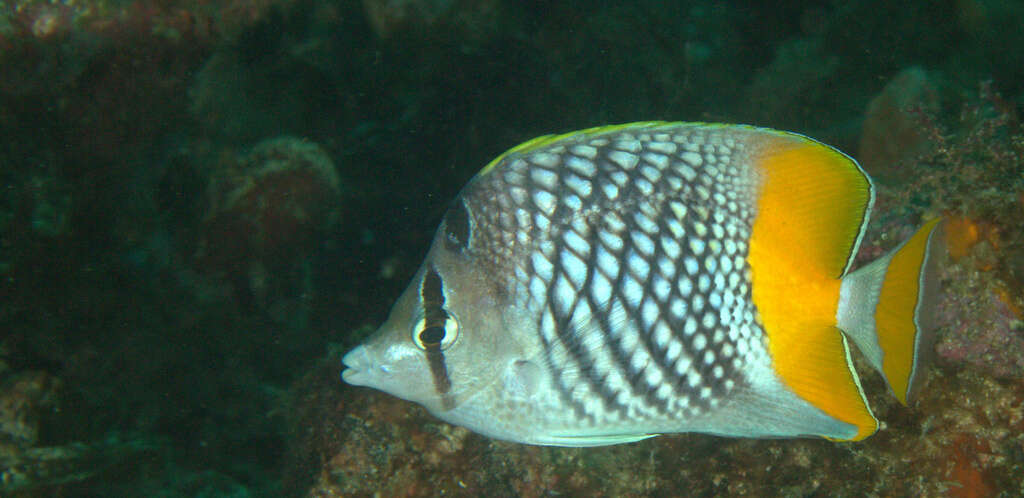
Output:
[746, 136, 877, 440]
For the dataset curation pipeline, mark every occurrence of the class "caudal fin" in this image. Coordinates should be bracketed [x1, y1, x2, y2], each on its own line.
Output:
[837, 218, 946, 404]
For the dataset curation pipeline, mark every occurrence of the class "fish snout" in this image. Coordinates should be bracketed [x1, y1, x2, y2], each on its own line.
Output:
[341, 345, 379, 387]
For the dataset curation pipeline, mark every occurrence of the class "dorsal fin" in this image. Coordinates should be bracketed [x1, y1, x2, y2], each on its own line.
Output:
[478, 121, 669, 176]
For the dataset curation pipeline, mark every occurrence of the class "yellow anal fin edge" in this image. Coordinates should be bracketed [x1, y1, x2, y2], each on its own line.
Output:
[876, 218, 945, 404]
[763, 319, 879, 441]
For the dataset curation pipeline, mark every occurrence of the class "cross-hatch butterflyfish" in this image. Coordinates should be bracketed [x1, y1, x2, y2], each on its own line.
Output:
[342, 122, 945, 447]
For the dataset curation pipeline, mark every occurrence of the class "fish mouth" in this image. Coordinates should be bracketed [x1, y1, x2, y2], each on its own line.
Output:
[341, 345, 372, 386]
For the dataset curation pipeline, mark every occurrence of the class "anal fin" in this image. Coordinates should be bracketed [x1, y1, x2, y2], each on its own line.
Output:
[768, 320, 879, 441]
[538, 432, 657, 447]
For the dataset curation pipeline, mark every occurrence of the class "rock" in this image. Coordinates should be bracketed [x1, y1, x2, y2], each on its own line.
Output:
[857, 66, 939, 179]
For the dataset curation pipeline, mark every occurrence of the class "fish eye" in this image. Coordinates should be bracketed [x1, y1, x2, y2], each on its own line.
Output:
[412, 315, 460, 350]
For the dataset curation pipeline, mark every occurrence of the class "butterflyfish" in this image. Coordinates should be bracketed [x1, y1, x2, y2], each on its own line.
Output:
[342, 122, 945, 447]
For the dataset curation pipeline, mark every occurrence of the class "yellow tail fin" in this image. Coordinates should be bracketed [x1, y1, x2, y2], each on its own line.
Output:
[837, 219, 946, 404]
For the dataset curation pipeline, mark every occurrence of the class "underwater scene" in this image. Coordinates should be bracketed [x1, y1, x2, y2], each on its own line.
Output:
[2, 0, 1024, 496]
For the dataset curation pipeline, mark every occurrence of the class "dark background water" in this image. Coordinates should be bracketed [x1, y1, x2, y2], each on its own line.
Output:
[2, 0, 1023, 496]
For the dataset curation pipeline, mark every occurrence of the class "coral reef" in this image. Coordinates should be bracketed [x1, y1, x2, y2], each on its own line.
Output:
[287, 355, 1024, 496]
[897, 83, 1024, 384]
[0, 435, 160, 495]
[2, 0, 1024, 495]
[0, 347, 161, 495]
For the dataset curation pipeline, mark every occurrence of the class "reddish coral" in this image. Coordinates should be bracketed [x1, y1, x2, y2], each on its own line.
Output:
[944, 214, 1000, 264]
[944, 434, 997, 498]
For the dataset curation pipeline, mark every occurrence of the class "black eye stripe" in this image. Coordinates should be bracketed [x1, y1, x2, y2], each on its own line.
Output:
[443, 199, 471, 252]
[420, 266, 449, 327]
[421, 266, 444, 306]
[419, 266, 454, 406]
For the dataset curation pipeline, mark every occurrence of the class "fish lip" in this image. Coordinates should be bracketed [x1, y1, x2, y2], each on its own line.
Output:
[341, 367, 368, 386]
[341, 345, 373, 386]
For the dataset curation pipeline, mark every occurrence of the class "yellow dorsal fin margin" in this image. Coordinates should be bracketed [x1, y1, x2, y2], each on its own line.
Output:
[478, 121, 669, 176]
[746, 132, 877, 440]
